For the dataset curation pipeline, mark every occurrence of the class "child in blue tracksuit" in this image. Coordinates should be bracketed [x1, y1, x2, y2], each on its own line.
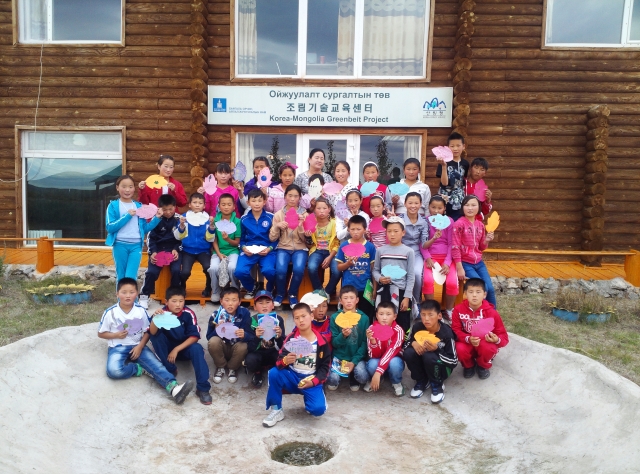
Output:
[174, 192, 215, 297]
[106, 175, 161, 282]
[234, 188, 277, 299]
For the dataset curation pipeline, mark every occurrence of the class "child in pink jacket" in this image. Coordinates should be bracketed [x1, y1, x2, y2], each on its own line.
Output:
[200, 163, 241, 217]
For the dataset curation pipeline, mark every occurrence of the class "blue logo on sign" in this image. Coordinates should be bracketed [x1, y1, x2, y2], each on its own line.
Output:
[423, 98, 446, 111]
[213, 98, 227, 112]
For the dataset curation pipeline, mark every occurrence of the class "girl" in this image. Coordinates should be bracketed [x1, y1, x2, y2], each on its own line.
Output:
[294, 148, 333, 195]
[138, 154, 188, 208]
[240, 156, 277, 211]
[201, 163, 242, 217]
[268, 184, 309, 308]
[400, 192, 430, 307]
[359, 161, 391, 217]
[265, 162, 297, 214]
[106, 175, 162, 282]
[393, 157, 432, 216]
[422, 196, 458, 320]
[336, 189, 370, 242]
[366, 195, 388, 248]
[326, 160, 358, 210]
[305, 197, 341, 296]
[452, 195, 496, 307]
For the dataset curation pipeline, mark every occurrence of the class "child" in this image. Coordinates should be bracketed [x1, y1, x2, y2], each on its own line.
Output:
[202, 163, 242, 218]
[246, 290, 285, 388]
[436, 132, 469, 221]
[359, 161, 391, 217]
[138, 154, 188, 208]
[139, 194, 181, 309]
[366, 195, 388, 248]
[265, 162, 298, 214]
[303, 289, 332, 348]
[372, 216, 415, 333]
[205, 286, 251, 384]
[174, 192, 215, 297]
[209, 193, 241, 303]
[98, 278, 194, 404]
[335, 215, 377, 323]
[234, 188, 277, 300]
[393, 157, 431, 216]
[363, 301, 405, 396]
[263, 303, 330, 427]
[327, 285, 369, 391]
[404, 300, 458, 403]
[422, 196, 458, 320]
[400, 192, 429, 307]
[336, 189, 370, 242]
[149, 286, 211, 404]
[451, 278, 508, 380]
[326, 160, 358, 210]
[106, 175, 161, 283]
[305, 197, 341, 296]
[464, 157, 493, 221]
[269, 184, 308, 308]
[452, 195, 497, 307]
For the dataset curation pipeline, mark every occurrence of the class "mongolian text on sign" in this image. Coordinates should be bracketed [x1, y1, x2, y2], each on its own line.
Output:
[208, 86, 453, 128]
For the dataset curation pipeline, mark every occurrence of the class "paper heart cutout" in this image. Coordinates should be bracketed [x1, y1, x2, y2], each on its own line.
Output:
[471, 318, 495, 338]
[233, 161, 247, 182]
[371, 323, 394, 340]
[428, 214, 451, 230]
[381, 265, 407, 279]
[360, 181, 379, 197]
[215, 219, 237, 234]
[414, 330, 441, 345]
[135, 203, 158, 219]
[323, 182, 344, 195]
[145, 175, 168, 189]
[308, 178, 323, 199]
[185, 211, 209, 227]
[216, 322, 240, 339]
[257, 167, 272, 188]
[432, 261, 447, 286]
[335, 200, 351, 220]
[285, 207, 300, 230]
[335, 311, 361, 328]
[303, 213, 317, 233]
[474, 179, 488, 202]
[486, 211, 500, 233]
[155, 251, 174, 267]
[432, 146, 453, 162]
[203, 174, 218, 195]
[258, 314, 278, 340]
[153, 312, 181, 330]
[342, 242, 366, 259]
[369, 217, 385, 234]
[117, 318, 144, 333]
[388, 182, 410, 196]
[284, 336, 315, 356]
[245, 245, 267, 255]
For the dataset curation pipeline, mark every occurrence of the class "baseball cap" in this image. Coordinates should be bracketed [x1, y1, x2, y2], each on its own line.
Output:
[254, 290, 274, 301]
[312, 289, 328, 300]
[382, 215, 405, 229]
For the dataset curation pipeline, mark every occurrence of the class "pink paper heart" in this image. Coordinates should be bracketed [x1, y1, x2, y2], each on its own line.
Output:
[342, 242, 366, 259]
[155, 251, 174, 267]
[285, 207, 300, 230]
[432, 146, 453, 162]
[303, 213, 317, 232]
[257, 167, 272, 188]
[471, 317, 495, 338]
[371, 323, 394, 340]
[135, 204, 158, 219]
[369, 217, 385, 234]
[474, 179, 488, 202]
[203, 174, 218, 195]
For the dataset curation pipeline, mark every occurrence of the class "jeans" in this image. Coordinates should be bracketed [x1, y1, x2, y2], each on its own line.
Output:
[461, 260, 497, 308]
[275, 249, 308, 299]
[235, 252, 277, 293]
[106, 344, 175, 389]
[404, 346, 456, 384]
[326, 360, 368, 388]
[149, 332, 211, 392]
[307, 250, 341, 295]
[140, 255, 182, 296]
[112, 241, 142, 283]
[181, 251, 212, 291]
[245, 348, 279, 373]
[266, 367, 327, 416]
[209, 253, 239, 296]
[365, 357, 405, 385]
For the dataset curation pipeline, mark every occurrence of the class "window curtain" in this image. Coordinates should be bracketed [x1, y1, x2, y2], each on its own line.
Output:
[237, 134, 255, 175]
[337, 0, 356, 75]
[362, 0, 426, 76]
[237, 0, 257, 74]
[403, 136, 420, 160]
[23, 0, 47, 42]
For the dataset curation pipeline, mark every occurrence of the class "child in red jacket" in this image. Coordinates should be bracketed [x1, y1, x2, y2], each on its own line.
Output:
[451, 278, 509, 380]
[138, 154, 188, 208]
[302, 289, 333, 350]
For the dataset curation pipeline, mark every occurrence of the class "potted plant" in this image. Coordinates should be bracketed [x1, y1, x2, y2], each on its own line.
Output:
[550, 288, 613, 323]
[26, 283, 95, 305]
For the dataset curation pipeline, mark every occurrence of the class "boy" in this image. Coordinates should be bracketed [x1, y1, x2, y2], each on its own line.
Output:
[174, 192, 215, 297]
[206, 286, 252, 384]
[436, 132, 469, 221]
[335, 215, 376, 322]
[363, 301, 405, 396]
[358, 161, 391, 217]
[209, 193, 241, 303]
[404, 300, 458, 403]
[98, 278, 193, 404]
[149, 286, 212, 405]
[302, 289, 332, 349]
[452, 278, 509, 380]
[246, 290, 285, 388]
[234, 188, 277, 300]
[464, 157, 493, 221]
[139, 194, 182, 309]
[327, 285, 369, 391]
[263, 303, 330, 427]
[372, 216, 415, 333]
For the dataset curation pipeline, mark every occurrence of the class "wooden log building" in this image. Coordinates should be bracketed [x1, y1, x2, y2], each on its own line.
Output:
[1, 0, 639, 266]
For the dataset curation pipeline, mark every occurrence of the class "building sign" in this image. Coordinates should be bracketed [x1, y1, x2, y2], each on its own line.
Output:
[208, 86, 453, 128]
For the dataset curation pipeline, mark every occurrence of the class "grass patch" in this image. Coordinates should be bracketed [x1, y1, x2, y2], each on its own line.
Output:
[498, 294, 640, 385]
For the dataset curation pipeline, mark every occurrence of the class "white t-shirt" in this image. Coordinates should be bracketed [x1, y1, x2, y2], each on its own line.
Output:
[98, 303, 150, 348]
[291, 339, 318, 376]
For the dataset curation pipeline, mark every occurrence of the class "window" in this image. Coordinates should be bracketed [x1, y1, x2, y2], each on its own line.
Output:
[18, 0, 123, 44]
[21, 131, 123, 244]
[545, 0, 640, 47]
[236, 0, 431, 78]
[237, 133, 297, 178]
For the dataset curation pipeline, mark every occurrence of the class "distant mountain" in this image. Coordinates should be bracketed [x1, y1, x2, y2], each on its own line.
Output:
[29, 165, 121, 190]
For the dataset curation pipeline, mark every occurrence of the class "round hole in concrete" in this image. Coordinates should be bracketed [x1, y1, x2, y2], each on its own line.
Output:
[271, 441, 334, 466]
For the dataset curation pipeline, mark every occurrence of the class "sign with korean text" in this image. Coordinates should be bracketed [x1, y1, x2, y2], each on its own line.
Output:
[208, 86, 453, 128]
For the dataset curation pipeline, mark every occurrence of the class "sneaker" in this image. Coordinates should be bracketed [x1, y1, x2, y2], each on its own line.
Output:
[170, 380, 194, 405]
[252, 372, 263, 388]
[392, 383, 405, 397]
[243, 289, 255, 300]
[263, 407, 285, 427]
[138, 295, 149, 309]
[349, 373, 360, 392]
[477, 367, 491, 379]
[410, 381, 429, 399]
[288, 296, 298, 309]
[196, 389, 212, 405]
[430, 382, 445, 404]
[441, 310, 452, 325]
[201, 287, 212, 298]
[463, 365, 476, 378]
[213, 368, 225, 384]
[363, 381, 372, 392]
[228, 369, 238, 384]
[273, 295, 283, 308]
[326, 383, 338, 391]
[210, 293, 220, 304]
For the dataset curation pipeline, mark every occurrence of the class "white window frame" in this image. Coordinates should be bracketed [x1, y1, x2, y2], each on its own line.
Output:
[233, 0, 433, 80]
[543, 0, 640, 48]
[16, 0, 125, 45]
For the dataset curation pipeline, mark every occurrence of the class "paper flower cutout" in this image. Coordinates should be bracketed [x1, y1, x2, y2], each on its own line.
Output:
[335, 200, 351, 220]
[474, 179, 488, 202]
[369, 217, 385, 234]
[203, 174, 218, 195]
[382, 265, 407, 279]
[371, 323, 394, 340]
[335, 311, 361, 328]
[323, 182, 344, 195]
[432, 146, 453, 162]
[303, 213, 317, 233]
[360, 181, 379, 197]
[257, 167, 272, 188]
[117, 318, 144, 333]
[145, 174, 168, 189]
[300, 292, 327, 309]
[414, 330, 441, 345]
[285, 207, 300, 230]
[216, 322, 240, 339]
[258, 314, 279, 340]
[284, 337, 315, 356]
[136, 204, 158, 219]
[471, 318, 495, 338]
[428, 214, 451, 230]
[153, 312, 181, 330]
[342, 242, 366, 259]
[185, 211, 209, 227]
[233, 161, 247, 182]
[486, 211, 500, 233]
[245, 245, 267, 255]
[389, 182, 410, 196]
[215, 219, 237, 234]
[432, 262, 447, 286]
[155, 251, 174, 267]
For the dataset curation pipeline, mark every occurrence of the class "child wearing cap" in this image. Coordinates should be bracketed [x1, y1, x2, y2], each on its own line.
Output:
[246, 290, 286, 388]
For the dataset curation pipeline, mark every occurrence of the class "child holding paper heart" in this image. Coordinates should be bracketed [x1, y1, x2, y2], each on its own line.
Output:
[198, 163, 242, 218]
[366, 195, 389, 248]
[305, 197, 341, 297]
[464, 157, 493, 222]
[399, 192, 430, 309]
[436, 132, 470, 221]
[326, 161, 358, 211]
[336, 189, 370, 243]
[138, 154, 188, 208]
[451, 279, 509, 380]
[208, 193, 242, 303]
[358, 161, 391, 218]
[265, 162, 298, 214]
[393, 158, 432, 216]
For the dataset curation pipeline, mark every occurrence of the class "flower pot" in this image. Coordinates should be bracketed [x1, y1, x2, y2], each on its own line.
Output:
[551, 307, 611, 323]
[29, 289, 93, 305]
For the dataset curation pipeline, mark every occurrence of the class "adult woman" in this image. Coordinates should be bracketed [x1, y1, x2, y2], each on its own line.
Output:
[294, 148, 333, 195]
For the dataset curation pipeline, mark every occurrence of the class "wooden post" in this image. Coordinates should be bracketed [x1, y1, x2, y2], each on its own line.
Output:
[581, 105, 610, 266]
[624, 250, 640, 287]
[36, 237, 54, 273]
[450, 0, 476, 139]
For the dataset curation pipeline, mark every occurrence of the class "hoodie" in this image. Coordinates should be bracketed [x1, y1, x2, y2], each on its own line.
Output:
[451, 299, 509, 347]
[451, 216, 488, 265]
[139, 176, 187, 208]
[367, 321, 405, 375]
[147, 214, 182, 254]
